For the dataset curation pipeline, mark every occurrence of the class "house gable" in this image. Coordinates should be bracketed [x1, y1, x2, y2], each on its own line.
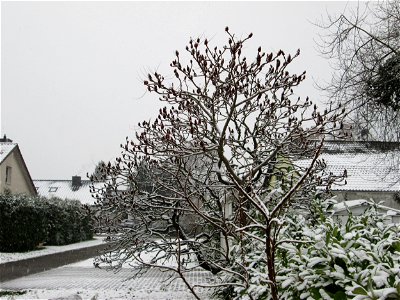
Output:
[0, 143, 37, 196]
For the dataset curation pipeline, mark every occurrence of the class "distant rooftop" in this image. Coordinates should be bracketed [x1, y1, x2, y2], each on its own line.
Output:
[321, 140, 400, 154]
[298, 140, 400, 192]
[34, 178, 104, 205]
[322, 153, 399, 192]
[0, 134, 13, 143]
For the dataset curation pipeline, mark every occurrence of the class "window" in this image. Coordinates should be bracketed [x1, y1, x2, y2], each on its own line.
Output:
[5, 166, 12, 185]
[49, 187, 58, 192]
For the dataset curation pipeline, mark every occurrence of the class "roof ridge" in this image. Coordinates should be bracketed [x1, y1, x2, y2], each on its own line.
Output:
[323, 140, 400, 144]
[33, 179, 91, 182]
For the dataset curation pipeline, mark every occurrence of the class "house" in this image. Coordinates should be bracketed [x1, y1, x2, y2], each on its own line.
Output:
[33, 176, 101, 205]
[299, 140, 400, 210]
[0, 135, 37, 196]
[332, 199, 400, 225]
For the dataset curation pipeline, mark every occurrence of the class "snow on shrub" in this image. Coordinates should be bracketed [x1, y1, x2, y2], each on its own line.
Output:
[0, 193, 47, 252]
[45, 197, 94, 246]
[215, 198, 400, 299]
[0, 193, 94, 252]
[277, 198, 400, 299]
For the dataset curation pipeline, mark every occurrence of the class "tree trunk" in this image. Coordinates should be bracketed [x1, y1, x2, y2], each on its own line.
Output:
[266, 226, 279, 300]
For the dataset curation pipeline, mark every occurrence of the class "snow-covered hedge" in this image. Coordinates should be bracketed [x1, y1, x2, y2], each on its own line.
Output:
[0, 193, 47, 252]
[45, 197, 93, 246]
[0, 193, 93, 252]
[216, 198, 400, 299]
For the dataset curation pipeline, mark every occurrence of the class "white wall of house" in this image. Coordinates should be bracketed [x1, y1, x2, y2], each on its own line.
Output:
[0, 150, 36, 195]
[334, 207, 400, 225]
[333, 190, 400, 210]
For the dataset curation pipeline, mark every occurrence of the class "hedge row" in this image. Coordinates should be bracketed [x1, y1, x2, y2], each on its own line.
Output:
[0, 193, 93, 252]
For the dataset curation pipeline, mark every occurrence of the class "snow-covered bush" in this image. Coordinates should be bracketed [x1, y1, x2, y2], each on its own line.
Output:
[45, 197, 93, 246]
[0, 193, 47, 252]
[0, 193, 93, 252]
[276, 198, 400, 299]
[215, 198, 400, 299]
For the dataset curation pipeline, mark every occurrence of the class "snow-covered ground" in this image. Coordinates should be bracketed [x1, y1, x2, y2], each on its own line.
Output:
[0, 288, 203, 299]
[1, 257, 212, 299]
[0, 236, 105, 264]
[0, 239, 213, 299]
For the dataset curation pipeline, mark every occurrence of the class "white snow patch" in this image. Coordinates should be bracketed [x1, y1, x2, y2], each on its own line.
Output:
[0, 236, 106, 264]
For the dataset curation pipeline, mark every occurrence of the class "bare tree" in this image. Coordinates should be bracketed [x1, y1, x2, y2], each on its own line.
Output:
[316, 1, 400, 141]
[91, 28, 345, 299]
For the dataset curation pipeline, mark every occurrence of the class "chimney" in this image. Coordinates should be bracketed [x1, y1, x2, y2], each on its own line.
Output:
[72, 176, 82, 190]
[0, 134, 13, 142]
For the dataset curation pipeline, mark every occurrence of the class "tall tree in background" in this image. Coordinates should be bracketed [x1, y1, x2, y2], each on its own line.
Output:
[317, 1, 400, 141]
[91, 160, 107, 180]
[91, 28, 345, 299]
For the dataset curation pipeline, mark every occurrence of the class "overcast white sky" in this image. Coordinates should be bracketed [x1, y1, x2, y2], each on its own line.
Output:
[1, 1, 359, 180]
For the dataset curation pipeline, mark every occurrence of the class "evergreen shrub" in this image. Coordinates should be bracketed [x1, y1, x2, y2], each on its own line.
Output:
[0, 193, 47, 252]
[45, 197, 93, 246]
[0, 193, 93, 252]
[215, 198, 400, 299]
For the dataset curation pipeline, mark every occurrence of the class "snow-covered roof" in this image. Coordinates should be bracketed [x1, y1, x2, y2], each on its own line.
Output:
[333, 199, 400, 216]
[0, 142, 17, 164]
[33, 179, 104, 205]
[322, 140, 400, 154]
[298, 141, 400, 192]
[322, 153, 399, 192]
